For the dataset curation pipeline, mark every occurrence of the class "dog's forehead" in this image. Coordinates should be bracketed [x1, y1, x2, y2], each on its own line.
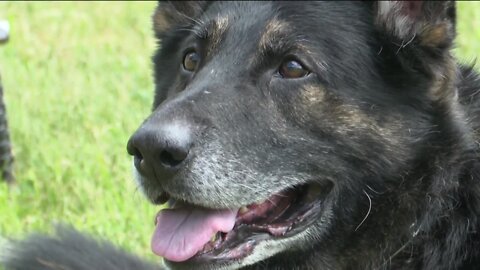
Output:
[194, 2, 370, 59]
[196, 2, 275, 50]
[202, 2, 273, 28]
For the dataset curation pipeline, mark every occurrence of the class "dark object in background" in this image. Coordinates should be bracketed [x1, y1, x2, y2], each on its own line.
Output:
[0, 81, 14, 183]
[2, 226, 161, 270]
[0, 20, 14, 183]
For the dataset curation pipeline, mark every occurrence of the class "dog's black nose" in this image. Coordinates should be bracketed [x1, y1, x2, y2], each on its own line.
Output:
[127, 123, 192, 174]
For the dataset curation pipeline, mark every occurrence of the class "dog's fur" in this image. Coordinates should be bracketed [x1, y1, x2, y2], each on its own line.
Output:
[3, 1, 480, 269]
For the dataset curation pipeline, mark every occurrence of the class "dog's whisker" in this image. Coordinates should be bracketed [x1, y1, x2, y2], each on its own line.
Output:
[355, 190, 372, 232]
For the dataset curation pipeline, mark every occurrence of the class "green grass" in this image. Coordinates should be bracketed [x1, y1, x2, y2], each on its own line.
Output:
[456, 2, 480, 63]
[0, 1, 479, 266]
[0, 1, 158, 261]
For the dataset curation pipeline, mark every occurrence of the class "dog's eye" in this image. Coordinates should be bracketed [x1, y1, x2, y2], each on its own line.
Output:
[183, 51, 200, 72]
[279, 60, 309, 79]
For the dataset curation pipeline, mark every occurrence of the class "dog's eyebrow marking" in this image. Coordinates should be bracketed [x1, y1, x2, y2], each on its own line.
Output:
[258, 19, 290, 51]
[255, 19, 327, 71]
[211, 16, 229, 40]
[207, 16, 229, 53]
[191, 16, 229, 53]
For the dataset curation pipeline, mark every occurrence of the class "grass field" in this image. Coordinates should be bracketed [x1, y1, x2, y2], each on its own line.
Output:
[0, 1, 479, 266]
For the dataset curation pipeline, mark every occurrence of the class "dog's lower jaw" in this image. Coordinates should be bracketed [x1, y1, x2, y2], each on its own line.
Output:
[239, 205, 334, 269]
[165, 203, 334, 270]
[165, 228, 314, 270]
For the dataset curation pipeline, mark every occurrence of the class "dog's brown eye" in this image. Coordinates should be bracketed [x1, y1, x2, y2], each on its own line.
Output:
[279, 60, 309, 79]
[183, 51, 200, 72]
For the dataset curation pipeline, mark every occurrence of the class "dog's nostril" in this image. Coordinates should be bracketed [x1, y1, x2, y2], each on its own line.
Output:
[129, 123, 193, 171]
[133, 148, 143, 160]
[128, 143, 146, 172]
[134, 155, 148, 172]
[159, 148, 188, 167]
[127, 139, 136, 155]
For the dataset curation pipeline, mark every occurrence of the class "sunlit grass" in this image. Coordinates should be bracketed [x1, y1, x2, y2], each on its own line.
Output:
[0, 1, 158, 262]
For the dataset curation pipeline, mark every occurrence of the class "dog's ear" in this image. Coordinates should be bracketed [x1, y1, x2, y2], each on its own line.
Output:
[153, 1, 208, 36]
[373, 1, 457, 101]
[374, 1, 456, 50]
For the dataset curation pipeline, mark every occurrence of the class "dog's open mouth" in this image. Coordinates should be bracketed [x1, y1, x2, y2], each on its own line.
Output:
[151, 184, 330, 264]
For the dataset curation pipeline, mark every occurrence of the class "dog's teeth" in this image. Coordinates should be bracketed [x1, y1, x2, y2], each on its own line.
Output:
[239, 206, 249, 214]
[210, 233, 217, 243]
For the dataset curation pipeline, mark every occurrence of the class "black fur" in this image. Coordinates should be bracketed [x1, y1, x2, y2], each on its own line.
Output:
[3, 1, 480, 269]
[2, 226, 160, 270]
[0, 78, 14, 183]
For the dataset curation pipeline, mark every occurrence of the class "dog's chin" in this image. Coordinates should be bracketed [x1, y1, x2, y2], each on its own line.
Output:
[165, 223, 328, 270]
[153, 183, 334, 270]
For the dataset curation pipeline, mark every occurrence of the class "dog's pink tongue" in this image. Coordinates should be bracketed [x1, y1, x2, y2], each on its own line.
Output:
[151, 207, 238, 262]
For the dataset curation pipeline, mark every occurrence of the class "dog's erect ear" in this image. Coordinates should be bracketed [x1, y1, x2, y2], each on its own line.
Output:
[153, 1, 208, 36]
[373, 1, 457, 102]
[374, 1, 456, 50]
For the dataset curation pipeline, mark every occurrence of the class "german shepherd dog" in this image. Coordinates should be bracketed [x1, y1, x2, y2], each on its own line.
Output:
[3, 1, 480, 269]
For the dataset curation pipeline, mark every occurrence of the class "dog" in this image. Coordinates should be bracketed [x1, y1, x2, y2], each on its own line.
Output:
[3, 1, 480, 269]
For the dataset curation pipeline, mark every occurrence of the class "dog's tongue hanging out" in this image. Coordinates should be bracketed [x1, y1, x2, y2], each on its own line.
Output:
[151, 206, 238, 262]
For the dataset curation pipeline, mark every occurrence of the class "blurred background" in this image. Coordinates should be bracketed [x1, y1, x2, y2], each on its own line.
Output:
[0, 1, 479, 263]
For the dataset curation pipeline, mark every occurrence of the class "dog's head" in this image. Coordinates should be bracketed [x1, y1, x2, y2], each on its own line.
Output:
[127, 1, 457, 269]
